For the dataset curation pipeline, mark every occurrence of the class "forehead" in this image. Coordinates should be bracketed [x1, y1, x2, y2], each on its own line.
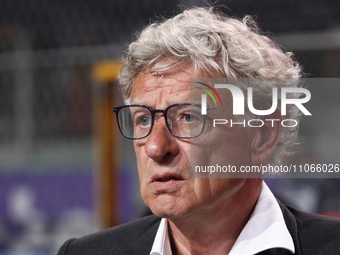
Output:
[129, 66, 197, 105]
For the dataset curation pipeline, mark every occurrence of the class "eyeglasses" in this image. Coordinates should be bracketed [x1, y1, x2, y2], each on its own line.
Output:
[112, 104, 206, 140]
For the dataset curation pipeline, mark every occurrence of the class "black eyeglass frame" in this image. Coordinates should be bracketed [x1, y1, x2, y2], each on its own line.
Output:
[112, 103, 207, 140]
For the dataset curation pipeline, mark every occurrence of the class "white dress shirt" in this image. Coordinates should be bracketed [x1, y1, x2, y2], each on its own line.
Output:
[150, 181, 295, 255]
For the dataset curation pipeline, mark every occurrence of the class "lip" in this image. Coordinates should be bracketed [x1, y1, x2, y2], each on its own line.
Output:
[149, 172, 186, 192]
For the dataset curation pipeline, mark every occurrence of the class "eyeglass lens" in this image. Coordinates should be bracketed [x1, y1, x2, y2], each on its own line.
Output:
[117, 105, 204, 139]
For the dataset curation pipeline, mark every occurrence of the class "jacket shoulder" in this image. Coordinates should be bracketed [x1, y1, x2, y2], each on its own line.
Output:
[281, 202, 340, 254]
[57, 214, 161, 255]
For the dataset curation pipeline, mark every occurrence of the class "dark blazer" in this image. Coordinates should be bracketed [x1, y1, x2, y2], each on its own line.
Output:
[58, 201, 340, 255]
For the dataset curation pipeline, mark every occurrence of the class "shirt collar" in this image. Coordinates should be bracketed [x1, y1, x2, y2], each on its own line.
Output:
[229, 181, 295, 255]
[150, 181, 294, 255]
[150, 218, 172, 255]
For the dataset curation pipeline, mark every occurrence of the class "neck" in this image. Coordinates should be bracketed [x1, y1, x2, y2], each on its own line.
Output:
[168, 179, 262, 255]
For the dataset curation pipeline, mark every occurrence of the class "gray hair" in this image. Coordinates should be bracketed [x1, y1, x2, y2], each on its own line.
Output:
[119, 7, 302, 164]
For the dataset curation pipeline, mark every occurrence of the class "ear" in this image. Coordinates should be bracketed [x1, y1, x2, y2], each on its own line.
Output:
[250, 110, 282, 165]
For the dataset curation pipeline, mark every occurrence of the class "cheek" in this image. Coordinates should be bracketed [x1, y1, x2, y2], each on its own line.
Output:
[181, 142, 191, 163]
[195, 128, 252, 160]
[134, 141, 147, 165]
[134, 144, 148, 186]
[190, 178, 243, 208]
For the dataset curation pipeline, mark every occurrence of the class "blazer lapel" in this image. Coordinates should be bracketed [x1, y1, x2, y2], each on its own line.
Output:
[123, 217, 161, 255]
[277, 200, 302, 255]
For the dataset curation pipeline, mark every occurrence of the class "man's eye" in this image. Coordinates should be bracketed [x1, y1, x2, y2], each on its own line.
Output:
[184, 114, 198, 122]
[137, 116, 151, 126]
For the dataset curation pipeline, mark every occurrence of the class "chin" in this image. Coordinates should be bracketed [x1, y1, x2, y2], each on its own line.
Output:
[147, 198, 194, 220]
[150, 208, 172, 219]
[150, 208, 188, 220]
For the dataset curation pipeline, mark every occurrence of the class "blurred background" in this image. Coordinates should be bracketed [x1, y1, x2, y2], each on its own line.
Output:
[0, 0, 340, 254]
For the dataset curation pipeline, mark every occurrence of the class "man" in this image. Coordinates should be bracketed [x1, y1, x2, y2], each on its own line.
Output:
[58, 7, 340, 255]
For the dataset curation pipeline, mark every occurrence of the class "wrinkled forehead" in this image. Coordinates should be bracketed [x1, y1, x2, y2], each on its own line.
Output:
[129, 65, 225, 105]
[129, 67, 198, 104]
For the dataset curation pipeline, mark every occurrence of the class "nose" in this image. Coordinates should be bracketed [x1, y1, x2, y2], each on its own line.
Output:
[144, 116, 179, 163]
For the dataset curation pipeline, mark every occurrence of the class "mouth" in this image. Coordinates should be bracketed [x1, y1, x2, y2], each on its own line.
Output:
[150, 173, 185, 191]
[151, 173, 184, 183]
